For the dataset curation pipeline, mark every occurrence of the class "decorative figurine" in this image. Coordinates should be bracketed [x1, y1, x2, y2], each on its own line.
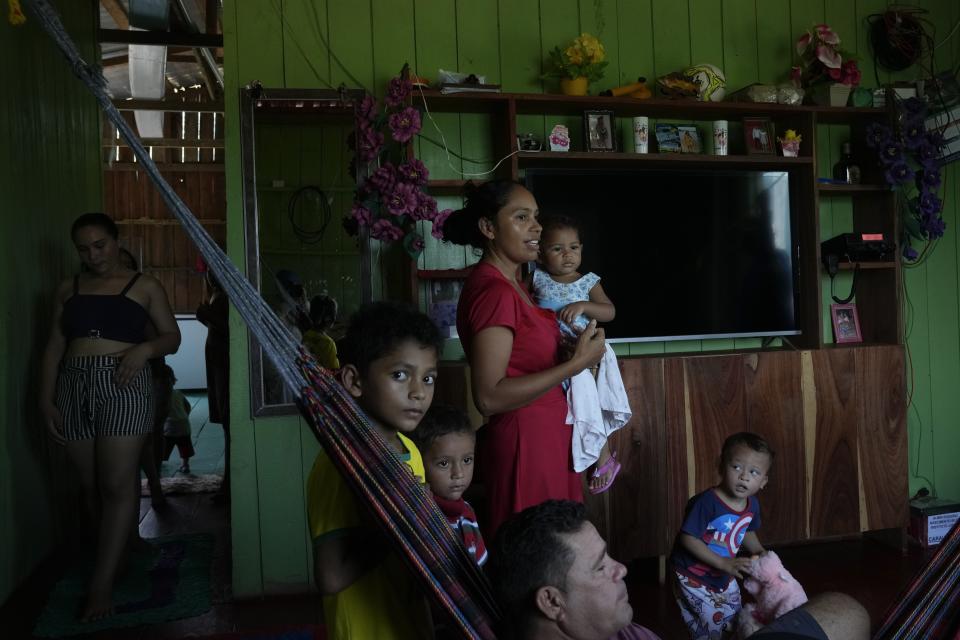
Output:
[549, 124, 571, 152]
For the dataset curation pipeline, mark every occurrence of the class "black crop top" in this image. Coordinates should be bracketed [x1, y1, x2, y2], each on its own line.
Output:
[61, 273, 150, 343]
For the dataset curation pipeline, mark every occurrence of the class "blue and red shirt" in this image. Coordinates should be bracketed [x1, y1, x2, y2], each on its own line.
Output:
[669, 488, 761, 591]
[432, 495, 488, 567]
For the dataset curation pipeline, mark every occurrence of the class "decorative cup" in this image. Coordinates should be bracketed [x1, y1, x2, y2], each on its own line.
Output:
[713, 120, 729, 156]
[632, 116, 649, 154]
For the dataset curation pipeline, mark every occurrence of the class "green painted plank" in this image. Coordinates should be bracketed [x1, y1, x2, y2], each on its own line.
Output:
[755, 0, 792, 84]
[234, 1, 286, 87]
[721, 0, 760, 89]
[578, 0, 620, 95]
[651, 0, 691, 81]
[537, 0, 579, 144]
[372, 0, 417, 87]
[629, 342, 667, 356]
[328, 0, 375, 92]
[456, 0, 499, 178]
[615, 0, 654, 85]
[501, 0, 544, 153]
[689, 0, 724, 71]
[281, 0, 332, 87]
[853, 0, 889, 88]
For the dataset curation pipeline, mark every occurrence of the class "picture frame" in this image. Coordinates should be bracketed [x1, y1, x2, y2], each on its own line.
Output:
[743, 117, 776, 155]
[584, 110, 616, 151]
[831, 303, 862, 344]
[677, 125, 702, 154]
[655, 123, 681, 153]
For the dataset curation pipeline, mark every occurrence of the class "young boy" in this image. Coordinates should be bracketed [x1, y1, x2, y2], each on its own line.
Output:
[302, 293, 339, 369]
[160, 365, 195, 474]
[670, 432, 774, 640]
[306, 301, 443, 640]
[413, 405, 487, 567]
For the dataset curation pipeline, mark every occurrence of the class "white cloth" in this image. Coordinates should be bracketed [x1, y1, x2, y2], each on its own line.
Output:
[566, 343, 632, 472]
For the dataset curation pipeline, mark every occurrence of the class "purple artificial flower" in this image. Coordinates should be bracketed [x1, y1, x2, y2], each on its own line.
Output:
[388, 107, 422, 143]
[370, 218, 405, 242]
[901, 97, 927, 118]
[926, 130, 946, 149]
[409, 190, 438, 221]
[902, 118, 927, 150]
[918, 190, 942, 216]
[410, 235, 425, 252]
[431, 208, 452, 240]
[903, 245, 919, 261]
[397, 159, 429, 185]
[884, 160, 914, 185]
[385, 76, 412, 108]
[356, 94, 379, 123]
[383, 182, 419, 217]
[355, 125, 384, 163]
[919, 168, 942, 190]
[879, 140, 903, 165]
[917, 142, 938, 163]
[368, 163, 398, 194]
[351, 203, 374, 227]
[865, 122, 892, 149]
[921, 212, 946, 239]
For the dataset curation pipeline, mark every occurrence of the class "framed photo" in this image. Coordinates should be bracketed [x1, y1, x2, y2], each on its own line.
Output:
[655, 123, 681, 153]
[743, 117, 776, 155]
[831, 303, 862, 344]
[584, 110, 616, 151]
[677, 125, 702, 154]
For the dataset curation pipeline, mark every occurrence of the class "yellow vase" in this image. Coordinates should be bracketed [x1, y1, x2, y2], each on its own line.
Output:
[560, 76, 589, 96]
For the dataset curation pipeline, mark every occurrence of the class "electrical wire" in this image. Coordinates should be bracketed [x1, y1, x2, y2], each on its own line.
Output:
[287, 185, 333, 245]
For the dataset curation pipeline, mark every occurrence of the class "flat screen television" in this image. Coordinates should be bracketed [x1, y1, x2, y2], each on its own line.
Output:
[524, 168, 800, 343]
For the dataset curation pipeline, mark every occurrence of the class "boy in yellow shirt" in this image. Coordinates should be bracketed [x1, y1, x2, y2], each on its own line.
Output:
[306, 301, 443, 640]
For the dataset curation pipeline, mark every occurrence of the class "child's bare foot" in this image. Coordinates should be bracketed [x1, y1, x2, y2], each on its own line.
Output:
[78, 590, 113, 623]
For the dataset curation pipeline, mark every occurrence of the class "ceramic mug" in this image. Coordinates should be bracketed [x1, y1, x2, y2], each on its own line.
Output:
[633, 116, 649, 154]
[713, 120, 729, 156]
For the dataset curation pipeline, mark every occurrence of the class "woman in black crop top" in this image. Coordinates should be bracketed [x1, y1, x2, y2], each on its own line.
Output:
[39, 213, 180, 622]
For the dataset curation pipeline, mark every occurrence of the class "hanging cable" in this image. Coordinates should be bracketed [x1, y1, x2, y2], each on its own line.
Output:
[287, 185, 332, 245]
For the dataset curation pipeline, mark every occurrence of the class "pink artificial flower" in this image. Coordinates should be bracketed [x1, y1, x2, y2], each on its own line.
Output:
[356, 94, 379, 122]
[385, 76, 412, 108]
[356, 125, 384, 163]
[409, 190, 438, 221]
[790, 65, 803, 88]
[410, 235, 425, 252]
[370, 219, 405, 242]
[368, 163, 398, 194]
[388, 107, 422, 143]
[796, 31, 812, 55]
[397, 159, 429, 185]
[431, 208, 452, 240]
[828, 66, 842, 80]
[841, 60, 861, 86]
[383, 182, 419, 217]
[351, 203, 374, 227]
[815, 44, 842, 69]
[814, 24, 840, 45]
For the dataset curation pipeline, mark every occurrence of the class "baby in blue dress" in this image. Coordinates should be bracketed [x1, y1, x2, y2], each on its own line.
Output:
[530, 215, 623, 494]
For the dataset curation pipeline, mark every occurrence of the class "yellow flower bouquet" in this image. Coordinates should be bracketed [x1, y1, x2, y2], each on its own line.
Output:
[544, 33, 608, 82]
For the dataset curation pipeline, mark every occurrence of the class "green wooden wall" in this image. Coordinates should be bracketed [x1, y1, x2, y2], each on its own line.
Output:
[224, 0, 960, 595]
[0, 1, 102, 603]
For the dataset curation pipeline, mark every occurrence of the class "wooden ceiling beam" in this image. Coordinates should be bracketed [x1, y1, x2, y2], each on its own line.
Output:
[102, 52, 225, 68]
[111, 98, 224, 112]
[100, 0, 129, 30]
[99, 28, 223, 48]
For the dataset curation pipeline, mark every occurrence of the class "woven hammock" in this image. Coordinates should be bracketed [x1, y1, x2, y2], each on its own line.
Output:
[23, 1, 500, 637]
[873, 518, 960, 639]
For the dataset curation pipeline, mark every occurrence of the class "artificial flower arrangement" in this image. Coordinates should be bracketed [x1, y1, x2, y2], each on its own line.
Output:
[543, 33, 609, 82]
[866, 97, 946, 260]
[791, 24, 861, 88]
[778, 129, 802, 157]
[345, 71, 451, 257]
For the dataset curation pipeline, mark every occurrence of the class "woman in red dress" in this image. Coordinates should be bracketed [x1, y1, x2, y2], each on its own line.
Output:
[446, 181, 606, 537]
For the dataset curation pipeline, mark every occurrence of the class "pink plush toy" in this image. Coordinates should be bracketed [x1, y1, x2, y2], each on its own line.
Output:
[736, 551, 808, 639]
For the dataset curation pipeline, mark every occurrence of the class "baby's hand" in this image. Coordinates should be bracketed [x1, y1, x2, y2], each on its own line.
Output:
[722, 557, 753, 580]
[558, 302, 589, 326]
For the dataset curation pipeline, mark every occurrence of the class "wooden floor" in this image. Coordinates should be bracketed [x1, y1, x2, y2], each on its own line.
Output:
[0, 494, 931, 639]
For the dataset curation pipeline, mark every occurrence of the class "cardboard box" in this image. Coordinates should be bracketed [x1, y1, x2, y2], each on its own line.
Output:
[909, 497, 960, 547]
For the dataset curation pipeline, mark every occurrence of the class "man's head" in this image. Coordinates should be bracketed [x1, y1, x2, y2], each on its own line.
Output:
[338, 302, 443, 435]
[488, 500, 633, 640]
[412, 405, 476, 501]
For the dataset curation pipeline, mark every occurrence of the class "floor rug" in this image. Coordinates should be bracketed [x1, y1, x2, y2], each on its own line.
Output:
[193, 624, 326, 640]
[33, 533, 214, 637]
[142, 473, 223, 496]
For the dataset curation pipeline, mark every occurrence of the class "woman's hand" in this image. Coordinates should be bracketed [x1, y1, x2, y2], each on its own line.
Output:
[41, 403, 65, 445]
[570, 319, 605, 371]
[558, 301, 589, 326]
[112, 343, 152, 387]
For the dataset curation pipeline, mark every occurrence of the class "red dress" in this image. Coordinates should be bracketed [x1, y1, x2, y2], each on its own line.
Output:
[457, 261, 582, 538]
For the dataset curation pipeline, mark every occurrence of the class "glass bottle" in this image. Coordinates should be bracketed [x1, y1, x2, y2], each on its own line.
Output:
[832, 142, 861, 184]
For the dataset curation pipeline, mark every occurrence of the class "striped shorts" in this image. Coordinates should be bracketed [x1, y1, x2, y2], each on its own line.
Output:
[55, 355, 154, 440]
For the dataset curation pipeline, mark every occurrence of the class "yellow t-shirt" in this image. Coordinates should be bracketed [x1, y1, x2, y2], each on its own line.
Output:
[303, 330, 340, 370]
[306, 432, 429, 640]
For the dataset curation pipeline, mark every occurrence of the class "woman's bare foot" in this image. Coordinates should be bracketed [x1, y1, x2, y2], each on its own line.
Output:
[588, 448, 621, 494]
[78, 590, 113, 623]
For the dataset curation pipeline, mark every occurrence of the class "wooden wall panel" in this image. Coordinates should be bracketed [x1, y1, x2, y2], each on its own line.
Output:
[663, 358, 690, 551]
[600, 358, 667, 560]
[809, 350, 861, 537]
[856, 346, 909, 530]
[685, 355, 745, 493]
[744, 352, 806, 544]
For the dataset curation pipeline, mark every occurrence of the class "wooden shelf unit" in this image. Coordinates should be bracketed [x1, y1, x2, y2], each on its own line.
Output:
[413, 89, 897, 350]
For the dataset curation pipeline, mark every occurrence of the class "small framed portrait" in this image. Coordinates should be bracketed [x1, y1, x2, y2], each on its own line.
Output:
[677, 125, 702, 154]
[584, 110, 616, 152]
[831, 303, 862, 344]
[743, 117, 776, 155]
